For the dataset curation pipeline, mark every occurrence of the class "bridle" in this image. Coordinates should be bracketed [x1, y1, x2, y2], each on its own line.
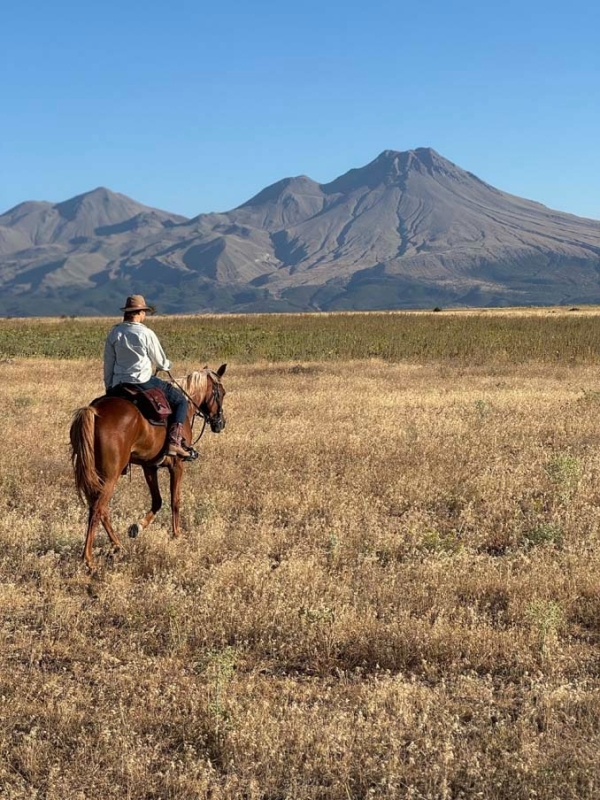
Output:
[166, 370, 225, 445]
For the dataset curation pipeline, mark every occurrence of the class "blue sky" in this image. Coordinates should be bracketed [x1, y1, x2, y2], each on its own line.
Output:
[2, 0, 599, 219]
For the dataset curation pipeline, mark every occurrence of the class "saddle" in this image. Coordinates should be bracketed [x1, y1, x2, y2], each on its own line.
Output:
[105, 383, 172, 426]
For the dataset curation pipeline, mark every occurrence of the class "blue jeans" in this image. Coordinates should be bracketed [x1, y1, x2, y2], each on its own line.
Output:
[138, 376, 188, 425]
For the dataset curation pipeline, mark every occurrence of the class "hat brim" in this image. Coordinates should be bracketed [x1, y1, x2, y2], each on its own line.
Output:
[121, 305, 155, 314]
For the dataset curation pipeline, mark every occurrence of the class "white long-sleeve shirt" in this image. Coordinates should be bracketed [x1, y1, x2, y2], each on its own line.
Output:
[104, 322, 172, 390]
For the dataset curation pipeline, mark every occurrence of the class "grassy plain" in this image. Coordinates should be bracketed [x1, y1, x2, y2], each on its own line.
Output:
[2, 305, 600, 363]
[1, 309, 600, 798]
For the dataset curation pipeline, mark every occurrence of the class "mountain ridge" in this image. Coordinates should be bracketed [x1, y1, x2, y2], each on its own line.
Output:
[1, 149, 600, 316]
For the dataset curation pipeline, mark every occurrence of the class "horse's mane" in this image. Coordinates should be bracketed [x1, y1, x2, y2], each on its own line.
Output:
[176, 369, 223, 403]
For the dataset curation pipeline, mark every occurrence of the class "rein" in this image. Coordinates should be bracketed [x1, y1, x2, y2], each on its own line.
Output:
[191, 416, 208, 446]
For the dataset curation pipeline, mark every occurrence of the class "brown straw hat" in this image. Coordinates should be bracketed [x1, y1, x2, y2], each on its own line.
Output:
[121, 295, 155, 314]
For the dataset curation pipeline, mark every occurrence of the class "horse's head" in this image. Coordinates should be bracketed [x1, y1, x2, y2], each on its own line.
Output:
[177, 364, 227, 434]
[189, 363, 226, 433]
[201, 363, 227, 433]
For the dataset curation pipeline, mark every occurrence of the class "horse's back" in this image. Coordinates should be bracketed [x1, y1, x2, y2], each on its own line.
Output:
[92, 394, 143, 423]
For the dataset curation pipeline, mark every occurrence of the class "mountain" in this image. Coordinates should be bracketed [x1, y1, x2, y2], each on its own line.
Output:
[2, 149, 600, 316]
[0, 189, 187, 315]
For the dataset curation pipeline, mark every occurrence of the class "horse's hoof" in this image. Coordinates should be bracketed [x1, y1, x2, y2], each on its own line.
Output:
[128, 523, 141, 539]
[86, 583, 99, 599]
[106, 543, 121, 560]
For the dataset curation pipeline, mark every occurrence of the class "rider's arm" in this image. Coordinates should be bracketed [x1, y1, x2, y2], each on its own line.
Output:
[145, 329, 172, 373]
[103, 335, 116, 391]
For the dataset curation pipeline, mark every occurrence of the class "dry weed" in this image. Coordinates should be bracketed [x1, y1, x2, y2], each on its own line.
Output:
[1, 356, 600, 798]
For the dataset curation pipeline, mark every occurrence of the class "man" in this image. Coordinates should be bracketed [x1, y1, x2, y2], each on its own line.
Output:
[104, 295, 190, 458]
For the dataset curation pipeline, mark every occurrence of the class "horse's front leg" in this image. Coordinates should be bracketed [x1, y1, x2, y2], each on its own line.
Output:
[128, 466, 163, 539]
[169, 459, 184, 538]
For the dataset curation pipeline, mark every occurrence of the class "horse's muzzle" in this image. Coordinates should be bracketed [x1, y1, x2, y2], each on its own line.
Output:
[210, 414, 225, 433]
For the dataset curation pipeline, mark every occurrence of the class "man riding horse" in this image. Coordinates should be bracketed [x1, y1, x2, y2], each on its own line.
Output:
[103, 294, 190, 458]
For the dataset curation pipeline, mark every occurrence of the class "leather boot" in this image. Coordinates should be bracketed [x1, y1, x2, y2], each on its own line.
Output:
[167, 422, 189, 458]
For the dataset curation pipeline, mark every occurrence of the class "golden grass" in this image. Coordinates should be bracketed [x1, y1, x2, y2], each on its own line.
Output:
[1, 355, 600, 798]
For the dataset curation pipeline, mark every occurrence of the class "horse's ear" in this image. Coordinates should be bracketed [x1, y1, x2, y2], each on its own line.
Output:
[217, 363, 227, 377]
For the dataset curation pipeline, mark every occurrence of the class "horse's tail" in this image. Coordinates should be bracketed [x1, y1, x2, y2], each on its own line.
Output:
[70, 406, 104, 503]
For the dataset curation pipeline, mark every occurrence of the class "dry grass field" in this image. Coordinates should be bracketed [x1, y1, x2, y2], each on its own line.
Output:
[2, 312, 600, 798]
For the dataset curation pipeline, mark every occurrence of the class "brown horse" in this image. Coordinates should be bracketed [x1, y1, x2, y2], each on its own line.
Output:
[70, 365, 227, 569]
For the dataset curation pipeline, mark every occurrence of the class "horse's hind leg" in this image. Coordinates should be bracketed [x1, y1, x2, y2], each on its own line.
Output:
[83, 478, 120, 569]
[83, 499, 111, 570]
[101, 510, 123, 553]
[83, 503, 101, 570]
[128, 466, 163, 539]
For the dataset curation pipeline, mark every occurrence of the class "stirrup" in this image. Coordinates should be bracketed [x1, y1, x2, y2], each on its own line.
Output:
[182, 445, 199, 462]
